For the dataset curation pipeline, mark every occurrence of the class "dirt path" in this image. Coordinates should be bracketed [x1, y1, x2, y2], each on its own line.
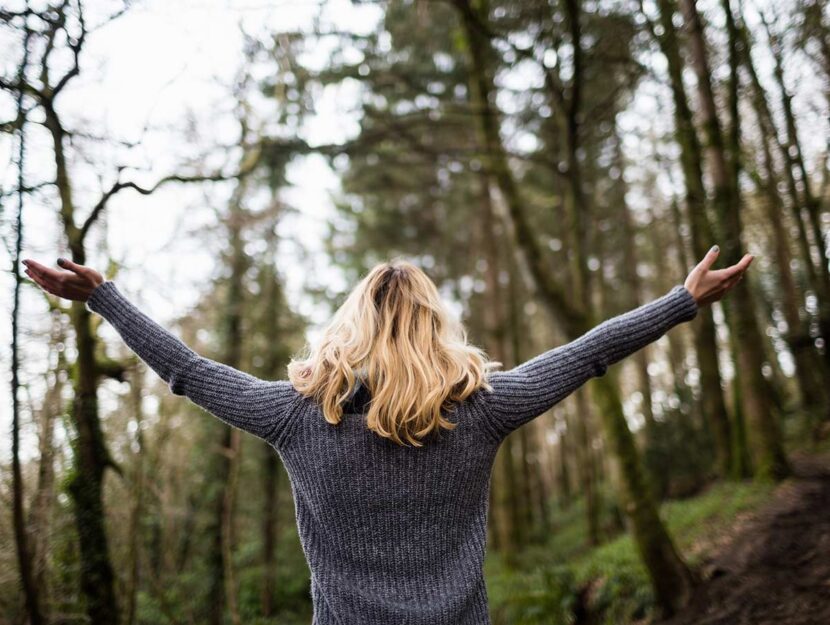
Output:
[660, 451, 830, 625]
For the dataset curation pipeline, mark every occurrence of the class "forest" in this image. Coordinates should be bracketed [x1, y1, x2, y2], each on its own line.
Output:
[2, 0, 829, 623]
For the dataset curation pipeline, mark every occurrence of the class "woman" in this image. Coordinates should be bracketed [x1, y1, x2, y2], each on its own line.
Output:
[22, 245, 750, 625]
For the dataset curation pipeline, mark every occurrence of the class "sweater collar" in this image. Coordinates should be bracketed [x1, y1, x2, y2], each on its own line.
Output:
[344, 368, 371, 414]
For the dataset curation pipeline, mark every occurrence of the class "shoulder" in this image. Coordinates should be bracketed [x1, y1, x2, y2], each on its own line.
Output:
[269, 379, 307, 411]
[452, 374, 511, 443]
[262, 380, 311, 449]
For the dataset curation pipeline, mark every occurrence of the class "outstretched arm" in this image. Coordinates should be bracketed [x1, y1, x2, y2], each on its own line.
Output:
[480, 245, 752, 441]
[22, 257, 298, 447]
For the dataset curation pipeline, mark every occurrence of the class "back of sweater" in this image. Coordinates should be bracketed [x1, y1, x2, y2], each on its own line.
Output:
[86, 281, 698, 624]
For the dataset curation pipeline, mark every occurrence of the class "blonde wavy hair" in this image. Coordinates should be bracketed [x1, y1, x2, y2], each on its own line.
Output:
[287, 258, 500, 446]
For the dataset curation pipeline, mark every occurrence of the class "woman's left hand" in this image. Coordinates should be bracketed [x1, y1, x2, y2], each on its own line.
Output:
[22, 257, 105, 302]
[683, 245, 753, 307]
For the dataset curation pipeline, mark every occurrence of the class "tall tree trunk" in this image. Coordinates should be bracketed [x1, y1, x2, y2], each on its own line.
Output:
[557, 419, 573, 509]
[262, 447, 280, 616]
[223, 430, 242, 625]
[125, 365, 146, 625]
[43, 97, 120, 625]
[455, 0, 696, 613]
[616, 136, 656, 431]
[222, 203, 248, 625]
[591, 375, 695, 610]
[664, 201, 703, 435]
[744, 23, 822, 316]
[11, 37, 44, 619]
[652, 0, 733, 476]
[532, 421, 552, 536]
[740, 25, 830, 427]
[478, 171, 517, 558]
[260, 226, 285, 618]
[764, 17, 830, 364]
[573, 389, 601, 546]
[30, 338, 61, 608]
[519, 426, 538, 540]
[505, 229, 532, 549]
[680, 0, 790, 480]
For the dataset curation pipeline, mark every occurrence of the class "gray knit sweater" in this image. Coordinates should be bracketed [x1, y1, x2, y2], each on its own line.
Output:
[85, 281, 698, 625]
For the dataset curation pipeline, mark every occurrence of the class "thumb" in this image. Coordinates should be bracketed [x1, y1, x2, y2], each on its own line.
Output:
[57, 257, 87, 275]
[699, 244, 720, 272]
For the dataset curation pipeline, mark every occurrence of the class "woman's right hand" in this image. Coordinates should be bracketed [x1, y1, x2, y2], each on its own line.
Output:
[684, 245, 753, 307]
[22, 257, 105, 302]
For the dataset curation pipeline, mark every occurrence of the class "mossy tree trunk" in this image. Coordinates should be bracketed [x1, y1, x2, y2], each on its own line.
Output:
[454, 0, 696, 613]
[679, 0, 790, 481]
[650, 0, 734, 477]
[739, 24, 830, 428]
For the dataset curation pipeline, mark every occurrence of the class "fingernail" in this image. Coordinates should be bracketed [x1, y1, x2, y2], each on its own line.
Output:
[57, 257, 65, 266]
[711, 245, 719, 253]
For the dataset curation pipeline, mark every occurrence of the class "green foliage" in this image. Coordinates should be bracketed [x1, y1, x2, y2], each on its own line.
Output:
[486, 478, 775, 624]
[571, 535, 654, 624]
[498, 564, 578, 625]
[237, 541, 312, 619]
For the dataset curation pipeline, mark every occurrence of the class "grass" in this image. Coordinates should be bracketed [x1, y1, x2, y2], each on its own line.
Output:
[485, 478, 775, 625]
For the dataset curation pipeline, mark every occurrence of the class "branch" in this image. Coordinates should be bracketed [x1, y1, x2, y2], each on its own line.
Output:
[0, 75, 45, 99]
[80, 152, 262, 241]
[79, 118, 450, 242]
[38, 0, 71, 93]
[51, 0, 87, 98]
[0, 180, 56, 198]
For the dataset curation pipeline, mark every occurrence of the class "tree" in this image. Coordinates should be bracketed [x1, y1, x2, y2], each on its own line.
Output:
[1, 5, 267, 621]
[644, 0, 734, 477]
[452, 0, 696, 614]
[679, 0, 790, 480]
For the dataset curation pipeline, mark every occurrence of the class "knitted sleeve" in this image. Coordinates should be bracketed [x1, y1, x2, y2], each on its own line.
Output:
[85, 280, 298, 446]
[479, 284, 699, 441]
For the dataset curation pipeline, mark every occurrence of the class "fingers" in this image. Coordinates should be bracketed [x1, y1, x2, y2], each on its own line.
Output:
[23, 265, 60, 291]
[720, 253, 753, 279]
[698, 245, 720, 272]
[22, 258, 71, 295]
[22, 258, 61, 281]
[23, 267, 60, 294]
[698, 248, 753, 283]
[23, 257, 90, 285]
[57, 257, 88, 276]
[22, 257, 99, 302]
[697, 247, 753, 275]
[709, 254, 750, 302]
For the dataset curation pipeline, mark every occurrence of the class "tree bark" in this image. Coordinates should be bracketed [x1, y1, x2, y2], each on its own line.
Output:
[573, 389, 601, 546]
[740, 23, 830, 427]
[679, 0, 790, 480]
[478, 170, 518, 558]
[11, 46, 44, 618]
[651, 0, 733, 476]
[455, 0, 696, 613]
[125, 365, 146, 625]
[43, 96, 121, 625]
[30, 345, 61, 609]
[764, 17, 830, 364]
[260, 225, 285, 617]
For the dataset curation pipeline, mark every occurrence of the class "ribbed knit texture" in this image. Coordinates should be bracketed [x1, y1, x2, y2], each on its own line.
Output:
[86, 281, 698, 625]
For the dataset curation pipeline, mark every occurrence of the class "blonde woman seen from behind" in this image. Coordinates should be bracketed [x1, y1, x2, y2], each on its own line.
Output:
[22, 244, 750, 625]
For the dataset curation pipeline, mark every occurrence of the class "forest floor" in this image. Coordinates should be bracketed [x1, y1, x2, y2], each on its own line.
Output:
[659, 449, 830, 625]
